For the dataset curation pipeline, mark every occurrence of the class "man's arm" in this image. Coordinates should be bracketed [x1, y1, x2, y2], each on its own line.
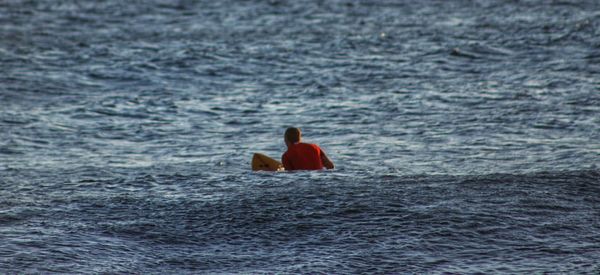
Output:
[321, 150, 334, 169]
[282, 154, 293, 171]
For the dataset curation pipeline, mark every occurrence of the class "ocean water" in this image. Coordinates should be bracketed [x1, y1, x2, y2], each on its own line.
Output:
[1, 0, 599, 273]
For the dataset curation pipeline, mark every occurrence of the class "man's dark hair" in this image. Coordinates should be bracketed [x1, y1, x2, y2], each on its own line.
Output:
[285, 127, 301, 143]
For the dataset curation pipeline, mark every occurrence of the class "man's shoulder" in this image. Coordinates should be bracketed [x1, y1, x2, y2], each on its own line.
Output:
[299, 142, 321, 151]
[298, 142, 314, 146]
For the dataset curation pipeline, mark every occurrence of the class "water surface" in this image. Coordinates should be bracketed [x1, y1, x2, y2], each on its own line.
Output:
[1, 0, 599, 273]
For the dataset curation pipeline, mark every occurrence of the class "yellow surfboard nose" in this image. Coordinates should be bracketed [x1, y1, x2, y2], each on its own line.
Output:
[252, 153, 284, 171]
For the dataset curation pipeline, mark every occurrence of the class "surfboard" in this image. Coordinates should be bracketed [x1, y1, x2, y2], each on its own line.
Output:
[252, 153, 284, 171]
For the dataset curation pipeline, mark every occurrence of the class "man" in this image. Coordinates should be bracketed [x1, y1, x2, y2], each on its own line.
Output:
[281, 127, 334, 171]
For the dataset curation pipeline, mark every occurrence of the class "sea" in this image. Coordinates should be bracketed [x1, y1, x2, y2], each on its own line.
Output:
[1, 0, 599, 273]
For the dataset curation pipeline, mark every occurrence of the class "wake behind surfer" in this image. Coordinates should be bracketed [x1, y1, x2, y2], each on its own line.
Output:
[281, 127, 334, 171]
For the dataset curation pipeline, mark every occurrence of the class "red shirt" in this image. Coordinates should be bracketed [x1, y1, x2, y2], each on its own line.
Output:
[282, 143, 324, 170]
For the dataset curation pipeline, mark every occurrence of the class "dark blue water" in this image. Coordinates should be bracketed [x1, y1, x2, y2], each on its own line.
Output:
[1, 0, 600, 273]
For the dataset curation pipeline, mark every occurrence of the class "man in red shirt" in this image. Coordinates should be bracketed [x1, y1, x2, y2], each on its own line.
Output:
[282, 127, 334, 171]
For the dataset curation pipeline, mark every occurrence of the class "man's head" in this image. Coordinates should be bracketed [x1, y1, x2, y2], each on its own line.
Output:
[284, 127, 301, 146]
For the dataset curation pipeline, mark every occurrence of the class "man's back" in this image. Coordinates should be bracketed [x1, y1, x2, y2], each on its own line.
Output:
[282, 143, 324, 170]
